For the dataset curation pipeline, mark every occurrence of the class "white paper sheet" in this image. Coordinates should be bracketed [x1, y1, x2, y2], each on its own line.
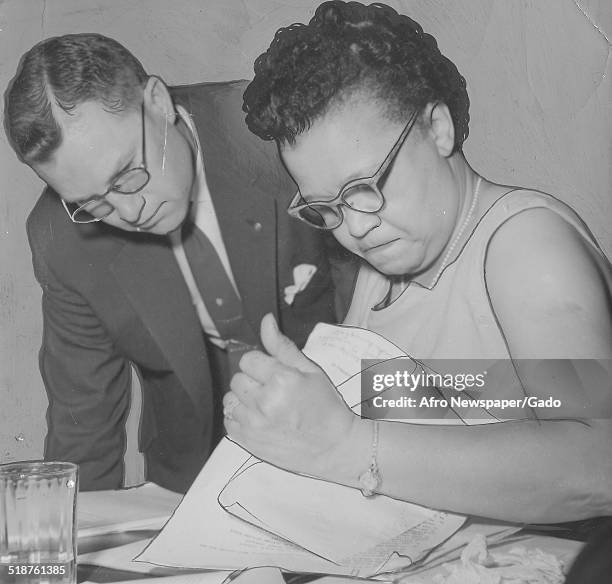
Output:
[79, 538, 149, 569]
[138, 324, 469, 577]
[78, 538, 168, 575]
[137, 437, 465, 576]
[137, 441, 351, 575]
[218, 456, 464, 569]
[375, 520, 521, 575]
[78, 482, 182, 536]
[302, 324, 406, 411]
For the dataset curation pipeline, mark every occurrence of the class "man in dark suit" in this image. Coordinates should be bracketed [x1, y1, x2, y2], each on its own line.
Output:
[4, 34, 342, 493]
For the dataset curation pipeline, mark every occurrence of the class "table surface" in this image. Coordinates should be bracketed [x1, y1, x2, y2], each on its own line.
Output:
[74, 483, 611, 583]
[75, 519, 603, 584]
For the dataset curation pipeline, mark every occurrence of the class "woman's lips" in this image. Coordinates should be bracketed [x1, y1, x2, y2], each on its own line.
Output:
[363, 238, 400, 253]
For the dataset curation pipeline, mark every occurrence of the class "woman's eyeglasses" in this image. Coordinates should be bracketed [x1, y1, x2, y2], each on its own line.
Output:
[287, 109, 420, 230]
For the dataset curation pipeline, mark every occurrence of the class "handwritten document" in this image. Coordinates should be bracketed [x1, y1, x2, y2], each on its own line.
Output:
[302, 323, 407, 412]
[137, 324, 466, 577]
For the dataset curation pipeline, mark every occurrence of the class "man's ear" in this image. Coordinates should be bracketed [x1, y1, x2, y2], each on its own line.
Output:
[428, 102, 455, 157]
[143, 76, 176, 124]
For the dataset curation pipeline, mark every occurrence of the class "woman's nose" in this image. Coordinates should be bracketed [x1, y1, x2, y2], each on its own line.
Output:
[106, 192, 146, 224]
[343, 206, 381, 238]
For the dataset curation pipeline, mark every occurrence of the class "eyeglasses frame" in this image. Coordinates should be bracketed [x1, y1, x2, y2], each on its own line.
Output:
[287, 108, 421, 230]
[61, 102, 151, 224]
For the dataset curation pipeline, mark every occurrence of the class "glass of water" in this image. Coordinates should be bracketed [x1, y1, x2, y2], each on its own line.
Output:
[0, 461, 78, 584]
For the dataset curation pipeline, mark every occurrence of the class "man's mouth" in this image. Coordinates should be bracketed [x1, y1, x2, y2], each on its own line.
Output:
[132, 202, 167, 230]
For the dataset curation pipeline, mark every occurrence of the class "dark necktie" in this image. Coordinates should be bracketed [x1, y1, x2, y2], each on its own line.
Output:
[181, 221, 259, 347]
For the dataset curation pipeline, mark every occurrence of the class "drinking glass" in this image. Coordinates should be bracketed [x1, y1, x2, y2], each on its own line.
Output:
[0, 461, 78, 584]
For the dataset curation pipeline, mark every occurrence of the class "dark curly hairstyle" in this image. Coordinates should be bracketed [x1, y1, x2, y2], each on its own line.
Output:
[243, 1, 469, 151]
[4, 33, 148, 164]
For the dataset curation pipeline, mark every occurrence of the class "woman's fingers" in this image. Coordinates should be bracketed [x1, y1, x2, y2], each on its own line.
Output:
[239, 350, 283, 384]
[259, 313, 317, 372]
[230, 371, 261, 407]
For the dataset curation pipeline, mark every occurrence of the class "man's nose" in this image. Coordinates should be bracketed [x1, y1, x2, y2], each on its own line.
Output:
[106, 192, 146, 224]
[343, 206, 381, 239]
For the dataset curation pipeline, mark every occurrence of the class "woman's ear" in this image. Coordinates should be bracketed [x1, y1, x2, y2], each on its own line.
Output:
[143, 76, 176, 124]
[428, 102, 455, 157]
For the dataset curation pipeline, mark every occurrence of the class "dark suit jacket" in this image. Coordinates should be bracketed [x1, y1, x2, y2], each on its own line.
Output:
[26, 81, 340, 493]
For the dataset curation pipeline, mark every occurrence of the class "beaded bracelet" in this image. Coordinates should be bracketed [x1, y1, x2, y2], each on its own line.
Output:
[358, 420, 381, 497]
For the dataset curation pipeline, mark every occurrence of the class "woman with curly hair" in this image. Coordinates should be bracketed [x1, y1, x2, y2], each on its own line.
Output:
[225, 1, 612, 523]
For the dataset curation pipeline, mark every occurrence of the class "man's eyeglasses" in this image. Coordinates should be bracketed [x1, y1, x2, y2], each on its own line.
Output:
[287, 109, 420, 230]
[61, 103, 150, 224]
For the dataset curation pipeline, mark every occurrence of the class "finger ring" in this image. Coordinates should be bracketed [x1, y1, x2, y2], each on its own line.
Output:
[223, 394, 240, 420]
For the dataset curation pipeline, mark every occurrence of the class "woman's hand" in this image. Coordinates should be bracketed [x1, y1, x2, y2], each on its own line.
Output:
[223, 313, 359, 477]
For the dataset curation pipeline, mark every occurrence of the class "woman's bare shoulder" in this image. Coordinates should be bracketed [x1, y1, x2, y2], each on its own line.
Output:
[483, 205, 612, 359]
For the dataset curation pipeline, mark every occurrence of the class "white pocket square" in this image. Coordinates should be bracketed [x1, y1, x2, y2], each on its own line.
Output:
[284, 264, 317, 305]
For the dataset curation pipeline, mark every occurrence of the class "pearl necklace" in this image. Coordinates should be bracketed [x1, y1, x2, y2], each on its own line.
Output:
[430, 176, 482, 287]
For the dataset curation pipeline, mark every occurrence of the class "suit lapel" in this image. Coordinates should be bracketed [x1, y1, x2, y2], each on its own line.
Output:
[207, 165, 278, 337]
[111, 235, 212, 410]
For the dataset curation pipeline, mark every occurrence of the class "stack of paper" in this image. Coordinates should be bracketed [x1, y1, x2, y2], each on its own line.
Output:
[136, 324, 469, 577]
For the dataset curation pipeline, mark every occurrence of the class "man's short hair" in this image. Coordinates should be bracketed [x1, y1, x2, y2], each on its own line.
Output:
[243, 1, 470, 152]
[4, 33, 148, 164]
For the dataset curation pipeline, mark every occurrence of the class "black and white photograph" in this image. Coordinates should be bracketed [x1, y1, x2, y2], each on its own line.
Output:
[0, 1, 611, 583]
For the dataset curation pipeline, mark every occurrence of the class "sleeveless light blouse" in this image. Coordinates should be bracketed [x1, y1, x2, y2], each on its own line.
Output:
[345, 189, 608, 363]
